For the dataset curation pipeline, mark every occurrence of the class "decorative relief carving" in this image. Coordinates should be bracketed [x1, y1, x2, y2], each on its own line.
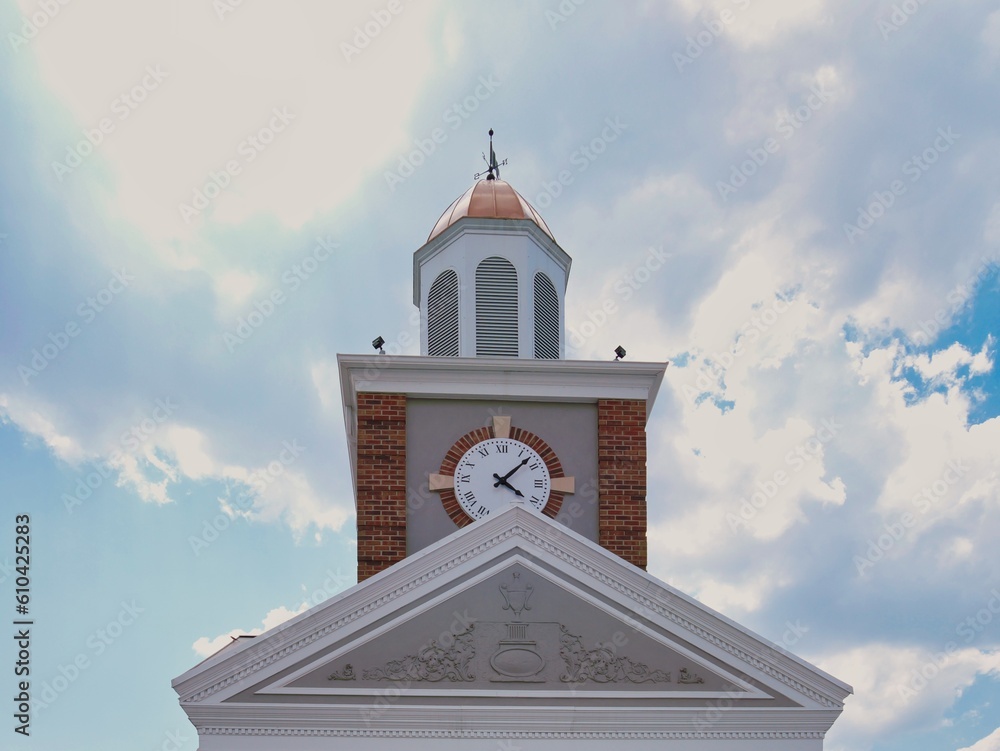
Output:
[678, 667, 704, 684]
[326, 664, 356, 681]
[360, 626, 476, 682]
[559, 626, 671, 684]
[490, 622, 545, 682]
[499, 572, 532, 619]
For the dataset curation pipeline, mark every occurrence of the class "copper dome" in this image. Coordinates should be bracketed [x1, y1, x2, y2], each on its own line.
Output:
[427, 179, 554, 242]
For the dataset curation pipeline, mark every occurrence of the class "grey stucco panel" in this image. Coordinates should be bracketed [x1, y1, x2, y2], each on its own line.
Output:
[406, 398, 599, 554]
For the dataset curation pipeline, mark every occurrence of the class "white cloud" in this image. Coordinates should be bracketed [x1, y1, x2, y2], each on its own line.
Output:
[26, 0, 442, 271]
[109, 452, 171, 505]
[959, 726, 1000, 751]
[982, 10, 1000, 66]
[672, 0, 830, 47]
[905, 341, 994, 387]
[658, 566, 790, 616]
[214, 269, 263, 315]
[0, 395, 349, 534]
[310, 360, 341, 411]
[819, 644, 1000, 748]
[0, 393, 86, 464]
[191, 602, 310, 658]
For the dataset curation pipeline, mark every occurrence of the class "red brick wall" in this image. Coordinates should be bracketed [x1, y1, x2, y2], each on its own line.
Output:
[597, 399, 647, 570]
[355, 393, 407, 581]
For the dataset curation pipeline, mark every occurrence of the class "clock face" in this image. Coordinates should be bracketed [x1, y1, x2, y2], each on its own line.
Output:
[453, 438, 551, 520]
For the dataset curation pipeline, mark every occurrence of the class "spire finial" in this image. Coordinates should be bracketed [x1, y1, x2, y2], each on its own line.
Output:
[474, 128, 507, 181]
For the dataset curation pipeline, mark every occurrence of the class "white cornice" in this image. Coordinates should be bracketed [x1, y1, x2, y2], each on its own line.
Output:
[184, 703, 840, 738]
[336, 354, 667, 498]
[338, 354, 665, 406]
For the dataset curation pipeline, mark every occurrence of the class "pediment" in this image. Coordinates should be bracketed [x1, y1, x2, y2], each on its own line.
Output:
[265, 559, 763, 701]
[173, 504, 850, 740]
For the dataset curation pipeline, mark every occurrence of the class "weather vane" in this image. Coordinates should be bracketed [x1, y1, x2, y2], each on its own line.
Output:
[474, 128, 507, 180]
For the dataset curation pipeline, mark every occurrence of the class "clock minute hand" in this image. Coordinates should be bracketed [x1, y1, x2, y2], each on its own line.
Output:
[500, 457, 530, 483]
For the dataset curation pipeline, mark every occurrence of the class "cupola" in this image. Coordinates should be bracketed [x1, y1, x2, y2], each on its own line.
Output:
[413, 131, 571, 359]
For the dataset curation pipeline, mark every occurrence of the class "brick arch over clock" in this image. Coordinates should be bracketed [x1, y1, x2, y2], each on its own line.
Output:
[436, 424, 568, 528]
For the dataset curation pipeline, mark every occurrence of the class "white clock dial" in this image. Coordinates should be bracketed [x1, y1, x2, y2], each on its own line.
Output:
[453, 438, 550, 520]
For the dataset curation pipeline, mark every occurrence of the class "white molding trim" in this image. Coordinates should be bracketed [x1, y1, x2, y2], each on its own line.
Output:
[183, 703, 840, 738]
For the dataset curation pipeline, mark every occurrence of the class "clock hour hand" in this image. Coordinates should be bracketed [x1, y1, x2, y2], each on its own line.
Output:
[492, 473, 525, 497]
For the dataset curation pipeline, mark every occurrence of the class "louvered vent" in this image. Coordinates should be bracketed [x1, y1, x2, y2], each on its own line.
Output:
[427, 269, 460, 356]
[475, 256, 518, 357]
[533, 272, 560, 359]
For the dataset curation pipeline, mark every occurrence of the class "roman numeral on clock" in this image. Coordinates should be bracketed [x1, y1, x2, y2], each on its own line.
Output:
[534, 479, 544, 488]
[478, 447, 490, 457]
[464, 491, 475, 502]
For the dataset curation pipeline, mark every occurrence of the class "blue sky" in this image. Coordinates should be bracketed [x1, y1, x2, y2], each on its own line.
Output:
[1, 1, 998, 749]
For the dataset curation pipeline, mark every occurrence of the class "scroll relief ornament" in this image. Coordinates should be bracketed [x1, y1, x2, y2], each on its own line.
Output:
[678, 667, 705, 684]
[359, 625, 476, 682]
[326, 664, 356, 681]
[559, 626, 671, 684]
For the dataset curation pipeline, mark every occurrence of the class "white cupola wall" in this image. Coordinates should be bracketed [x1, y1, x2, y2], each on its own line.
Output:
[413, 179, 572, 359]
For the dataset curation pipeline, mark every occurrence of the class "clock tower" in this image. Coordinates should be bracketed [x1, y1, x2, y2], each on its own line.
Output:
[173, 135, 851, 749]
[338, 137, 666, 581]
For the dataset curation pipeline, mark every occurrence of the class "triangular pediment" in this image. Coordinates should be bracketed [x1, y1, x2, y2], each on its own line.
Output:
[173, 504, 850, 741]
[268, 558, 764, 701]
